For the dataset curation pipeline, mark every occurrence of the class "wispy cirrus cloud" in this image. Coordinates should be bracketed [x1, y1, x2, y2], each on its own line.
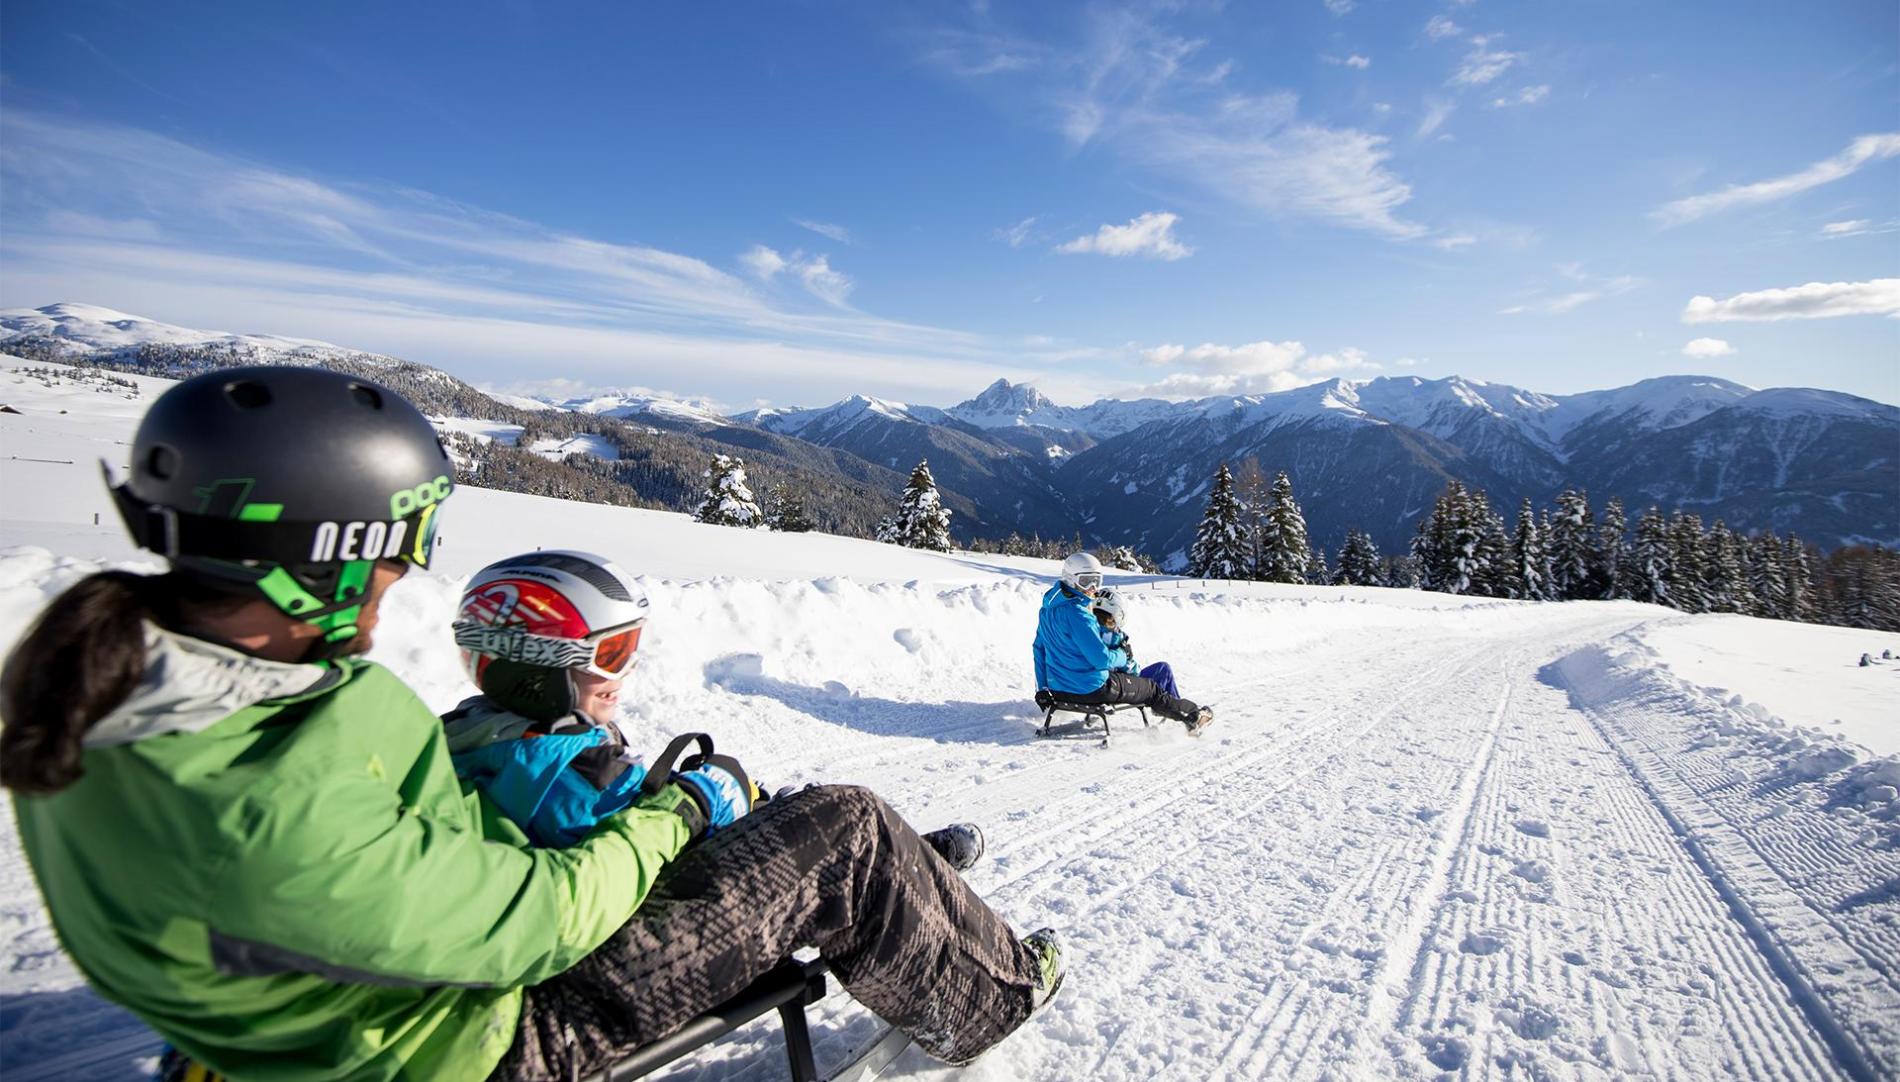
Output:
[1818, 217, 1900, 239]
[1424, 15, 1462, 41]
[1683, 279, 1900, 322]
[994, 216, 1039, 247]
[1322, 54, 1371, 69]
[1128, 338, 1375, 398]
[792, 218, 852, 244]
[1653, 134, 1900, 227]
[0, 110, 1095, 404]
[924, 6, 1438, 242]
[1450, 35, 1522, 87]
[1501, 264, 1642, 315]
[1491, 85, 1549, 108]
[1056, 211, 1193, 260]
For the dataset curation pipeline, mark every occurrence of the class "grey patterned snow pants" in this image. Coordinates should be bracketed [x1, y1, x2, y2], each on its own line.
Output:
[493, 784, 1041, 1080]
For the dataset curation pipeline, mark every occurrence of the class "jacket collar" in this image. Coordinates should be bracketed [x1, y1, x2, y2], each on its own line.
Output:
[85, 624, 339, 748]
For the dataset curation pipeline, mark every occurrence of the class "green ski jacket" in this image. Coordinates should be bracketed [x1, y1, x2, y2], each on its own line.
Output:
[10, 625, 694, 1080]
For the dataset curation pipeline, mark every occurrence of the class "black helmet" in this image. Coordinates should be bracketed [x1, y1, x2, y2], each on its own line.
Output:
[109, 366, 455, 644]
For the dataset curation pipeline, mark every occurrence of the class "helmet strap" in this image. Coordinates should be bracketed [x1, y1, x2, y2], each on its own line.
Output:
[255, 560, 376, 646]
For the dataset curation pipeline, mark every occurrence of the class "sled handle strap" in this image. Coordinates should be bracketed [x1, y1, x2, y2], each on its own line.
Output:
[643, 732, 714, 796]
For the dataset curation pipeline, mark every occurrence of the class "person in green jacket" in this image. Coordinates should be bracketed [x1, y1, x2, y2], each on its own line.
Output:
[0, 367, 1063, 1081]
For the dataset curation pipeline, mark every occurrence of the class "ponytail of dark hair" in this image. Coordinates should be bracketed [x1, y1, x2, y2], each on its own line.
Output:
[0, 571, 247, 795]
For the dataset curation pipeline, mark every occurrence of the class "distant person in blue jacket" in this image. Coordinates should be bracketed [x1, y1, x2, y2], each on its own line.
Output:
[1089, 587, 1184, 699]
[1033, 552, 1212, 732]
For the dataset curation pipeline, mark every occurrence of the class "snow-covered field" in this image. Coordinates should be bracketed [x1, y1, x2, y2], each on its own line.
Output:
[2, 362, 1897, 1080]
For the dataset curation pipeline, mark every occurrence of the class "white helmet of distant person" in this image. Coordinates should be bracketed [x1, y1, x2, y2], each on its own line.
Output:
[1060, 551, 1104, 594]
[1091, 586, 1126, 626]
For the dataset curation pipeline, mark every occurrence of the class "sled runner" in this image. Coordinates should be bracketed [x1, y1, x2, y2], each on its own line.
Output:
[581, 956, 912, 1082]
[1036, 696, 1151, 744]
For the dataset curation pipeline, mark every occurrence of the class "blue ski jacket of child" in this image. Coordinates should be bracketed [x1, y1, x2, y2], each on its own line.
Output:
[1098, 626, 1139, 675]
[441, 697, 649, 848]
[1033, 583, 1116, 695]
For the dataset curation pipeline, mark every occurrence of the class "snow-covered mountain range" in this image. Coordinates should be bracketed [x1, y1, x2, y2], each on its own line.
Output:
[3, 302, 1893, 561]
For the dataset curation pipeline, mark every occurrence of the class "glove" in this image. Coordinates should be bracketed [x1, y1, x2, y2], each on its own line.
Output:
[677, 762, 756, 833]
[1034, 689, 1055, 711]
[637, 732, 756, 840]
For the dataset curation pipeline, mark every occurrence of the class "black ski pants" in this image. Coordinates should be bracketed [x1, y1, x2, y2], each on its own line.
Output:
[1069, 669, 1201, 722]
[493, 785, 1040, 1080]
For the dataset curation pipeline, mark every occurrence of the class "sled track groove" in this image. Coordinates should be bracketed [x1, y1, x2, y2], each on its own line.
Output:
[1575, 692, 1881, 1081]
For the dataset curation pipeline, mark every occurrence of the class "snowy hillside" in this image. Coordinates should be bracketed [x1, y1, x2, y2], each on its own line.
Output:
[3, 362, 1899, 1081]
[0, 302, 362, 363]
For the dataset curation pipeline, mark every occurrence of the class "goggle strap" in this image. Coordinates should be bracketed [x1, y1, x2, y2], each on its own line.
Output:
[110, 484, 436, 568]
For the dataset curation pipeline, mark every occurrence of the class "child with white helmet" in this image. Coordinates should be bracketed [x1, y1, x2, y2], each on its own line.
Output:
[1089, 587, 1185, 700]
[1032, 551, 1211, 732]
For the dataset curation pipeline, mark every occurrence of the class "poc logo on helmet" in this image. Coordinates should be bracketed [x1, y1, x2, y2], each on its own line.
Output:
[389, 476, 453, 519]
[310, 520, 413, 563]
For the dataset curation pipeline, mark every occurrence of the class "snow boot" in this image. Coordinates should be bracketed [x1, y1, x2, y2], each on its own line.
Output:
[1184, 706, 1214, 734]
[924, 822, 985, 871]
[1025, 927, 1065, 1012]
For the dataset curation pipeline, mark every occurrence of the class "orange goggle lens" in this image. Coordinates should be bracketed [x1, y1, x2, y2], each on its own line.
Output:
[589, 624, 643, 678]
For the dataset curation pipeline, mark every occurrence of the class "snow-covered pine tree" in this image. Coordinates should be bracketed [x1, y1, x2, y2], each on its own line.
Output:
[1746, 531, 1788, 619]
[1189, 463, 1249, 579]
[1472, 491, 1512, 598]
[693, 454, 764, 528]
[1599, 497, 1630, 600]
[1704, 521, 1753, 614]
[1547, 488, 1599, 600]
[1334, 530, 1386, 586]
[1233, 458, 1272, 580]
[1096, 545, 1145, 572]
[888, 459, 953, 552]
[1782, 534, 1815, 622]
[1308, 544, 1331, 586]
[1414, 481, 1490, 596]
[1667, 512, 1710, 613]
[1509, 497, 1549, 601]
[1385, 553, 1422, 589]
[1630, 506, 1673, 605]
[1258, 471, 1313, 585]
[764, 482, 814, 532]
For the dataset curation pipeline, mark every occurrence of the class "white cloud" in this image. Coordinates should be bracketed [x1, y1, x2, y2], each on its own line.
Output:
[1451, 37, 1522, 86]
[1416, 99, 1455, 140]
[1653, 134, 1900, 226]
[1681, 337, 1735, 358]
[1821, 218, 1871, 235]
[995, 216, 1038, 247]
[1056, 211, 1194, 260]
[927, 7, 1430, 240]
[1425, 15, 1462, 41]
[1127, 339, 1376, 398]
[793, 254, 854, 306]
[793, 218, 851, 244]
[1324, 0, 1355, 14]
[0, 110, 1068, 406]
[1323, 54, 1371, 69]
[1491, 85, 1549, 108]
[1502, 269, 1641, 315]
[1683, 279, 1900, 322]
[739, 244, 788, 279]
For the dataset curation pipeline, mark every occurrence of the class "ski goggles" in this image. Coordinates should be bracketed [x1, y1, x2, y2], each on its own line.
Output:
[453, 617, 646, 679]
[1072, 571, 1103, 592]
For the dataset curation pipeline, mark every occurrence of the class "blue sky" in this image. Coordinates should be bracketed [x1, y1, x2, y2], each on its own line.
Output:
[1, 0, 1895, 409]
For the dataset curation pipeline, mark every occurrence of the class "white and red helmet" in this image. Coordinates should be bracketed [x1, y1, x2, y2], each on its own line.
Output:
[453, 551, 649, 695]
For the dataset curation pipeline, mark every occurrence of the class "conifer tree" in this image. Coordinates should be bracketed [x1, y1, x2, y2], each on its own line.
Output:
[1782, 535, 1815, 622]
[1667, 512, 1710, 613]
[1335, 530, 1386, 586]
[1189, 463, 1249, 579]
[1630, 506, 1673, 605]
[1599, 497, 1630, 600]
[1308, 544, 1331, 586]
[1414, 481, 1491, 595]
[1233, 458, 1272, 580]
[1509, 497, 1549, 601]
[1747, 532, 1788, 618]
[1472, 491, 1512, 598]
[764, 482, 814, 532]
[886, 459, 953, 551]
[1258, 471, 1313, 584]
[1704, 521, 1753, 614]
[1547, 488, 1599, 600]
[693, 454, 764, 528]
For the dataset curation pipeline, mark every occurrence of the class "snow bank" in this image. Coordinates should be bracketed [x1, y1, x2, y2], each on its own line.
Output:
[1639, 615, 1900, 756]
